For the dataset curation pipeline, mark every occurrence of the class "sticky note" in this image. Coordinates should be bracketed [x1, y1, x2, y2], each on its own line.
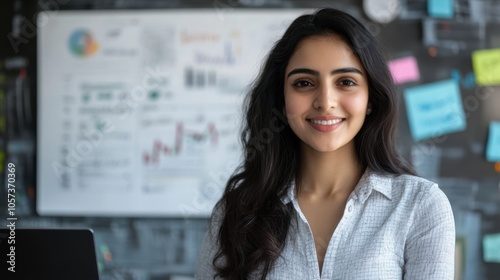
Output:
[428, 0, 454, 18]
[455, 238, 465, 279]
[472, 48, 500, 85]
[388, 56, 420, 84]
[404, 79, 466, 141]
[486, 122, 500, 162]
[451, 69, 476, 89]
[483, 233, 500, 263]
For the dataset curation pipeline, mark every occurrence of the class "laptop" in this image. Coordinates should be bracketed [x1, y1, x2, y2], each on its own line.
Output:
[0, 228, 99, 280]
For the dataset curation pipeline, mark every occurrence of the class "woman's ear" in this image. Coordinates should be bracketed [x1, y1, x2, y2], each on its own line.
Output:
[366, 103, 372, 115]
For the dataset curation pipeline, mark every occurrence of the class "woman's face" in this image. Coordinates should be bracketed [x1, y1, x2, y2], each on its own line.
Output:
[284, 35, 369, 153]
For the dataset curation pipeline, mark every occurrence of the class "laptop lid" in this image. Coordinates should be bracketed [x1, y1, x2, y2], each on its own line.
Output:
[0, 228, 99, 280]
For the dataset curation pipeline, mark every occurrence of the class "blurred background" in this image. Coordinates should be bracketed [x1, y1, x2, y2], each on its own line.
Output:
[0, 0, 499, 279]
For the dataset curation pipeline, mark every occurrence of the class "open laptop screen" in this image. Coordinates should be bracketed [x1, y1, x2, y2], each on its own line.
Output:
[0, 228, 99, 280]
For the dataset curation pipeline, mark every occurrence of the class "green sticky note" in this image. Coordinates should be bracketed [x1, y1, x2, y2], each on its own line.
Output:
[472, 49, 500, 85]
[483, 233, 500, 263]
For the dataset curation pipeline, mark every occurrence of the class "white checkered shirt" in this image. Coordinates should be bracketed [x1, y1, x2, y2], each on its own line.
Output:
[196, 168, 455, 279]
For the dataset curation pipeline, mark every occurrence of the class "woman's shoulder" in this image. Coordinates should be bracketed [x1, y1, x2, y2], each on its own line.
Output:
[368, 170, 447, 205]
[390, 172, 437, 189]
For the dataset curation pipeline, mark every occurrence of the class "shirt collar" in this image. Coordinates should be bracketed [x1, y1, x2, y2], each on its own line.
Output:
[281, 167, 393, 205]
[282, 181, 295, 205]
[353, 167, 393, 203]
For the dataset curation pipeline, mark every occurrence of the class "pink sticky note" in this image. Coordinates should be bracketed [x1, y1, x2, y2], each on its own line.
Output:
[388, 56, 420, 84]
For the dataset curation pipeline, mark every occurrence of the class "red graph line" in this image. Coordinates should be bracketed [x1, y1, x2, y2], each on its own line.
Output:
[143, 122, 218, 165]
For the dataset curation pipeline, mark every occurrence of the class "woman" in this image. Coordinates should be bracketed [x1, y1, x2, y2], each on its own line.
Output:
[196, 8, 455, 280]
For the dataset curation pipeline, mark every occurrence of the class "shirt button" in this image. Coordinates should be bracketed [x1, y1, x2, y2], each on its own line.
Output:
[348, 205, 353, 212]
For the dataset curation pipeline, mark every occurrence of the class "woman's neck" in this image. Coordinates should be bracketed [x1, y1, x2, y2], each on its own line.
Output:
[297, 141, 365, 199]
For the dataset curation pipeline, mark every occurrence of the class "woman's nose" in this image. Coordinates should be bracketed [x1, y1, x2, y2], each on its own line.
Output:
[313, 83, 338, 111]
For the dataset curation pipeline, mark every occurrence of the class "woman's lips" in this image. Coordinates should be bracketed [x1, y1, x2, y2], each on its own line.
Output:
[307, 117, 345, 132]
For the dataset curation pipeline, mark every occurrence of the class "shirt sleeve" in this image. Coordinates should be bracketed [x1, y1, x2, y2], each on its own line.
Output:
[403, 185, 456, 280]
[195, 206, 223, 280]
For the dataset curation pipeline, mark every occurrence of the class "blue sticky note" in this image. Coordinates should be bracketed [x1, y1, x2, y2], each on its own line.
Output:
[404, 79, 466, 141]
[486, 122, 500, 162]
[428, 0, 454, 19]
[483, 233, 500, 263]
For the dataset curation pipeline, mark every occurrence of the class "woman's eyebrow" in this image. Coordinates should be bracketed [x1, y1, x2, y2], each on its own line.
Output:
[331, 67, 363, 76]
[286, 67, 363, 78]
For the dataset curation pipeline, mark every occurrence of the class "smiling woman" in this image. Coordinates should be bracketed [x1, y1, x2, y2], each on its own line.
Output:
[284, 35, 369, 153]
[196, 8, 455, 280]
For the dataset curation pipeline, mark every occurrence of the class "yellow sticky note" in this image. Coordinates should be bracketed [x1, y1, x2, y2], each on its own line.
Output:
[472, 48, 500, 85]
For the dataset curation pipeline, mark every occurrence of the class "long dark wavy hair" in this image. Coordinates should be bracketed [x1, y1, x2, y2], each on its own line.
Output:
[212, 8, 415, 279]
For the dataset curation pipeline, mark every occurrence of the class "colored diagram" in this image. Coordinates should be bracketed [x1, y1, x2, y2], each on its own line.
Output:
[69, 29, 99, 57]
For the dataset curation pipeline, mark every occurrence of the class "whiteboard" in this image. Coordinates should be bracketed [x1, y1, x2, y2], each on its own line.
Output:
[36, 9, 308, 217]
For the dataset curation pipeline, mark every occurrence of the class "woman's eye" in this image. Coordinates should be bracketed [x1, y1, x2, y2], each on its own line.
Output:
[293, 80, 313, 88]
[339, 79, 356, 87]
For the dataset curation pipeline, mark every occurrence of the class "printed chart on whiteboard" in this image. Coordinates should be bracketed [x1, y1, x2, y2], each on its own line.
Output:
[37, 10, 307, 216]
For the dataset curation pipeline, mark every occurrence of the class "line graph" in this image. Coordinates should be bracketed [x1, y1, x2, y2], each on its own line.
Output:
[142, 122, 218, 166]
